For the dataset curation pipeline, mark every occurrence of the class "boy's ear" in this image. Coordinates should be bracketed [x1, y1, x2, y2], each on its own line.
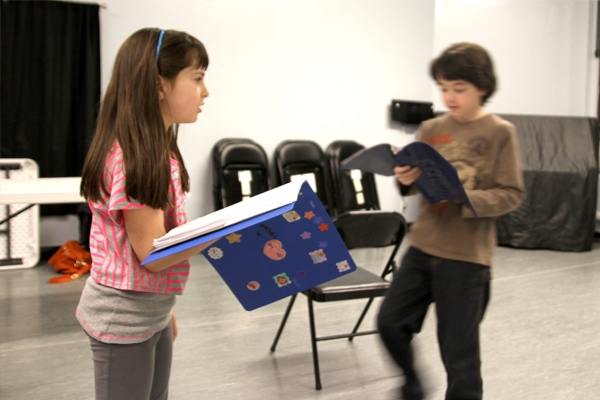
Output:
[478, 88, 487, 103]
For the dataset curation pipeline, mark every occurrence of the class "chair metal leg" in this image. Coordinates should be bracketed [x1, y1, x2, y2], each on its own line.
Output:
[307, 296, 322, 390]
[270, 294, 297, 353]
[348, 297, 375, 342]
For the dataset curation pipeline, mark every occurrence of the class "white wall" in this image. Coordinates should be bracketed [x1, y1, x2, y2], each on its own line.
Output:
[96, 0, 436, 221]
[42, 0, 599, 245]
[433, 0, 599, 117]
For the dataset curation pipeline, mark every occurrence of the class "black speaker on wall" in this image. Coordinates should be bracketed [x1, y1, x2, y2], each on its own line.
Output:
[391, 100, 434, 125]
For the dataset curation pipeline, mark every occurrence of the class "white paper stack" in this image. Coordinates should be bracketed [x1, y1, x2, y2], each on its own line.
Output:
[151, 180, 304, 251]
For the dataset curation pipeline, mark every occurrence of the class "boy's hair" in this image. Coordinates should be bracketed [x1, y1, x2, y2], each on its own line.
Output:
[430, 42, 496, 105]
[81, 28, 209, 209]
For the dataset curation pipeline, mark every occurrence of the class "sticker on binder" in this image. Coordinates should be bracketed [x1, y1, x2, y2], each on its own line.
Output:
[282, 211, 301, 222]
[336, 260, 351, 273]
[309, 249, 327, 264]
[304, 211, 315, 220]
[207, 247, 223, 260]
[226, 233, 242, 244]
[264, 239, 286, 261]
[273, 273, 291, 287]
[300, 231, 311, 240]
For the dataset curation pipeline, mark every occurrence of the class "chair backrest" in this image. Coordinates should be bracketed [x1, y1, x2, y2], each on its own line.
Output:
[325, 140, 380, 216]
[333, 210, 407, 276]
[273, 140, 333, 213]
[211, 138, 270, 210]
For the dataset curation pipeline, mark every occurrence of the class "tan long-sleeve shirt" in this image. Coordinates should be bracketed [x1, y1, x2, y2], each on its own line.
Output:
[407, 113, 526, 266]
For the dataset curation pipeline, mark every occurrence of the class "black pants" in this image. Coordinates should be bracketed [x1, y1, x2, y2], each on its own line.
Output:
[377, 247, 490, 400]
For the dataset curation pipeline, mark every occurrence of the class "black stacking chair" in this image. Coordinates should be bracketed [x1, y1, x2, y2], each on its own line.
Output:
[211, 138, 270, 210]
[269, 210, 408, 390]
[272, 140, 333, 214]
[325, 140, 380, 216]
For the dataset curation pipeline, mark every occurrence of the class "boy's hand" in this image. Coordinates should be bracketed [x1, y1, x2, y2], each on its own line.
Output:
[394, 165, 421, 186]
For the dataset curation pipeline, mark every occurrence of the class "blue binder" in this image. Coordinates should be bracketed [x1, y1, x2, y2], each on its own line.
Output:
[340, 141, 479, 220]
[143, 181, 357, 310]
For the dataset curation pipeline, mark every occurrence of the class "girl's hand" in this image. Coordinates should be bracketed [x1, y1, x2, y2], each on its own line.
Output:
[394, 165, 421, 186]
[172, 310, 178, 342]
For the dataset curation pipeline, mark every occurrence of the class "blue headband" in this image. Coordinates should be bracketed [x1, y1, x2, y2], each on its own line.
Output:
[156, 29, 165, 62]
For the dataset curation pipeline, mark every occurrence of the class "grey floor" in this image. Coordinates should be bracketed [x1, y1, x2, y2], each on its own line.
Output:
[1, 237, 599, 400]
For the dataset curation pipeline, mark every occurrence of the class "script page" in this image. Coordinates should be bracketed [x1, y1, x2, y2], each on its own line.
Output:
[152, 180, 304, 251]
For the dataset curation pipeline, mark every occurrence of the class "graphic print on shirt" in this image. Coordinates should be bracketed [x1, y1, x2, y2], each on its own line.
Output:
[423, 134, 492, 191]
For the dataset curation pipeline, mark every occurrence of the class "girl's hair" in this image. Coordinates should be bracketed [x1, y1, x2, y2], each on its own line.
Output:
[80, 28, 209, 209]
[430, 42, 496, 105]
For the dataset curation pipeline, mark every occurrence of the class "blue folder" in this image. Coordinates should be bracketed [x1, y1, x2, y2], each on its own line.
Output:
[143, 181, 357, 310]
[340, 141, 479, 220]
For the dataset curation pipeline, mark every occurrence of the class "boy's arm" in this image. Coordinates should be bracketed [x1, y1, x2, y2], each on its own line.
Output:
[460, 128, 526, 218]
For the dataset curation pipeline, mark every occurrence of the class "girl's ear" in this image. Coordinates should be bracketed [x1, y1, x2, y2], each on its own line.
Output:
[158, 76, 167, 100]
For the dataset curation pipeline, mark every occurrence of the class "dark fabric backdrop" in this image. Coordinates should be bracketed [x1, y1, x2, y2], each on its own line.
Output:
[1, 0, 100, 215]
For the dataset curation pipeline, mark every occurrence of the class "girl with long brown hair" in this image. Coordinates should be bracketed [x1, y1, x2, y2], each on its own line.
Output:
[77, 27, 210, 400]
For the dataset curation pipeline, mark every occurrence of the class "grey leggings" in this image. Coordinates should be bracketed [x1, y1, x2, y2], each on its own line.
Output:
[88, 321, 173, 400]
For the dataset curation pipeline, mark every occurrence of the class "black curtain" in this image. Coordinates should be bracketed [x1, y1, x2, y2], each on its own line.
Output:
[1, 0, 100, 215]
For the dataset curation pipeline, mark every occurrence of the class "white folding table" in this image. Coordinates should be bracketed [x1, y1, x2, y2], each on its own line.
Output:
[0, 170, 84, 269]
[0, 177, 84, 222]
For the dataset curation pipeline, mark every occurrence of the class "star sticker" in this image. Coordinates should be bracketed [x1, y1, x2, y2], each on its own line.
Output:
[304, 211, 315, 219]
[318, 241, 329, 248]
[300, 231, 312, 240]
[318, 223, 329, 232]
[226, 233, 242, 243]
[313, 216, 324, 225]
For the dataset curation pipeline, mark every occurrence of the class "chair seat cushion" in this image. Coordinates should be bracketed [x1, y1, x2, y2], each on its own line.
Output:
[308, 267, 390, 302]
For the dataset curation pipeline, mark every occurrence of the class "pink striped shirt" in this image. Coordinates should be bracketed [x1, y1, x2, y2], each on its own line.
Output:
[88, 143, 190, 294]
